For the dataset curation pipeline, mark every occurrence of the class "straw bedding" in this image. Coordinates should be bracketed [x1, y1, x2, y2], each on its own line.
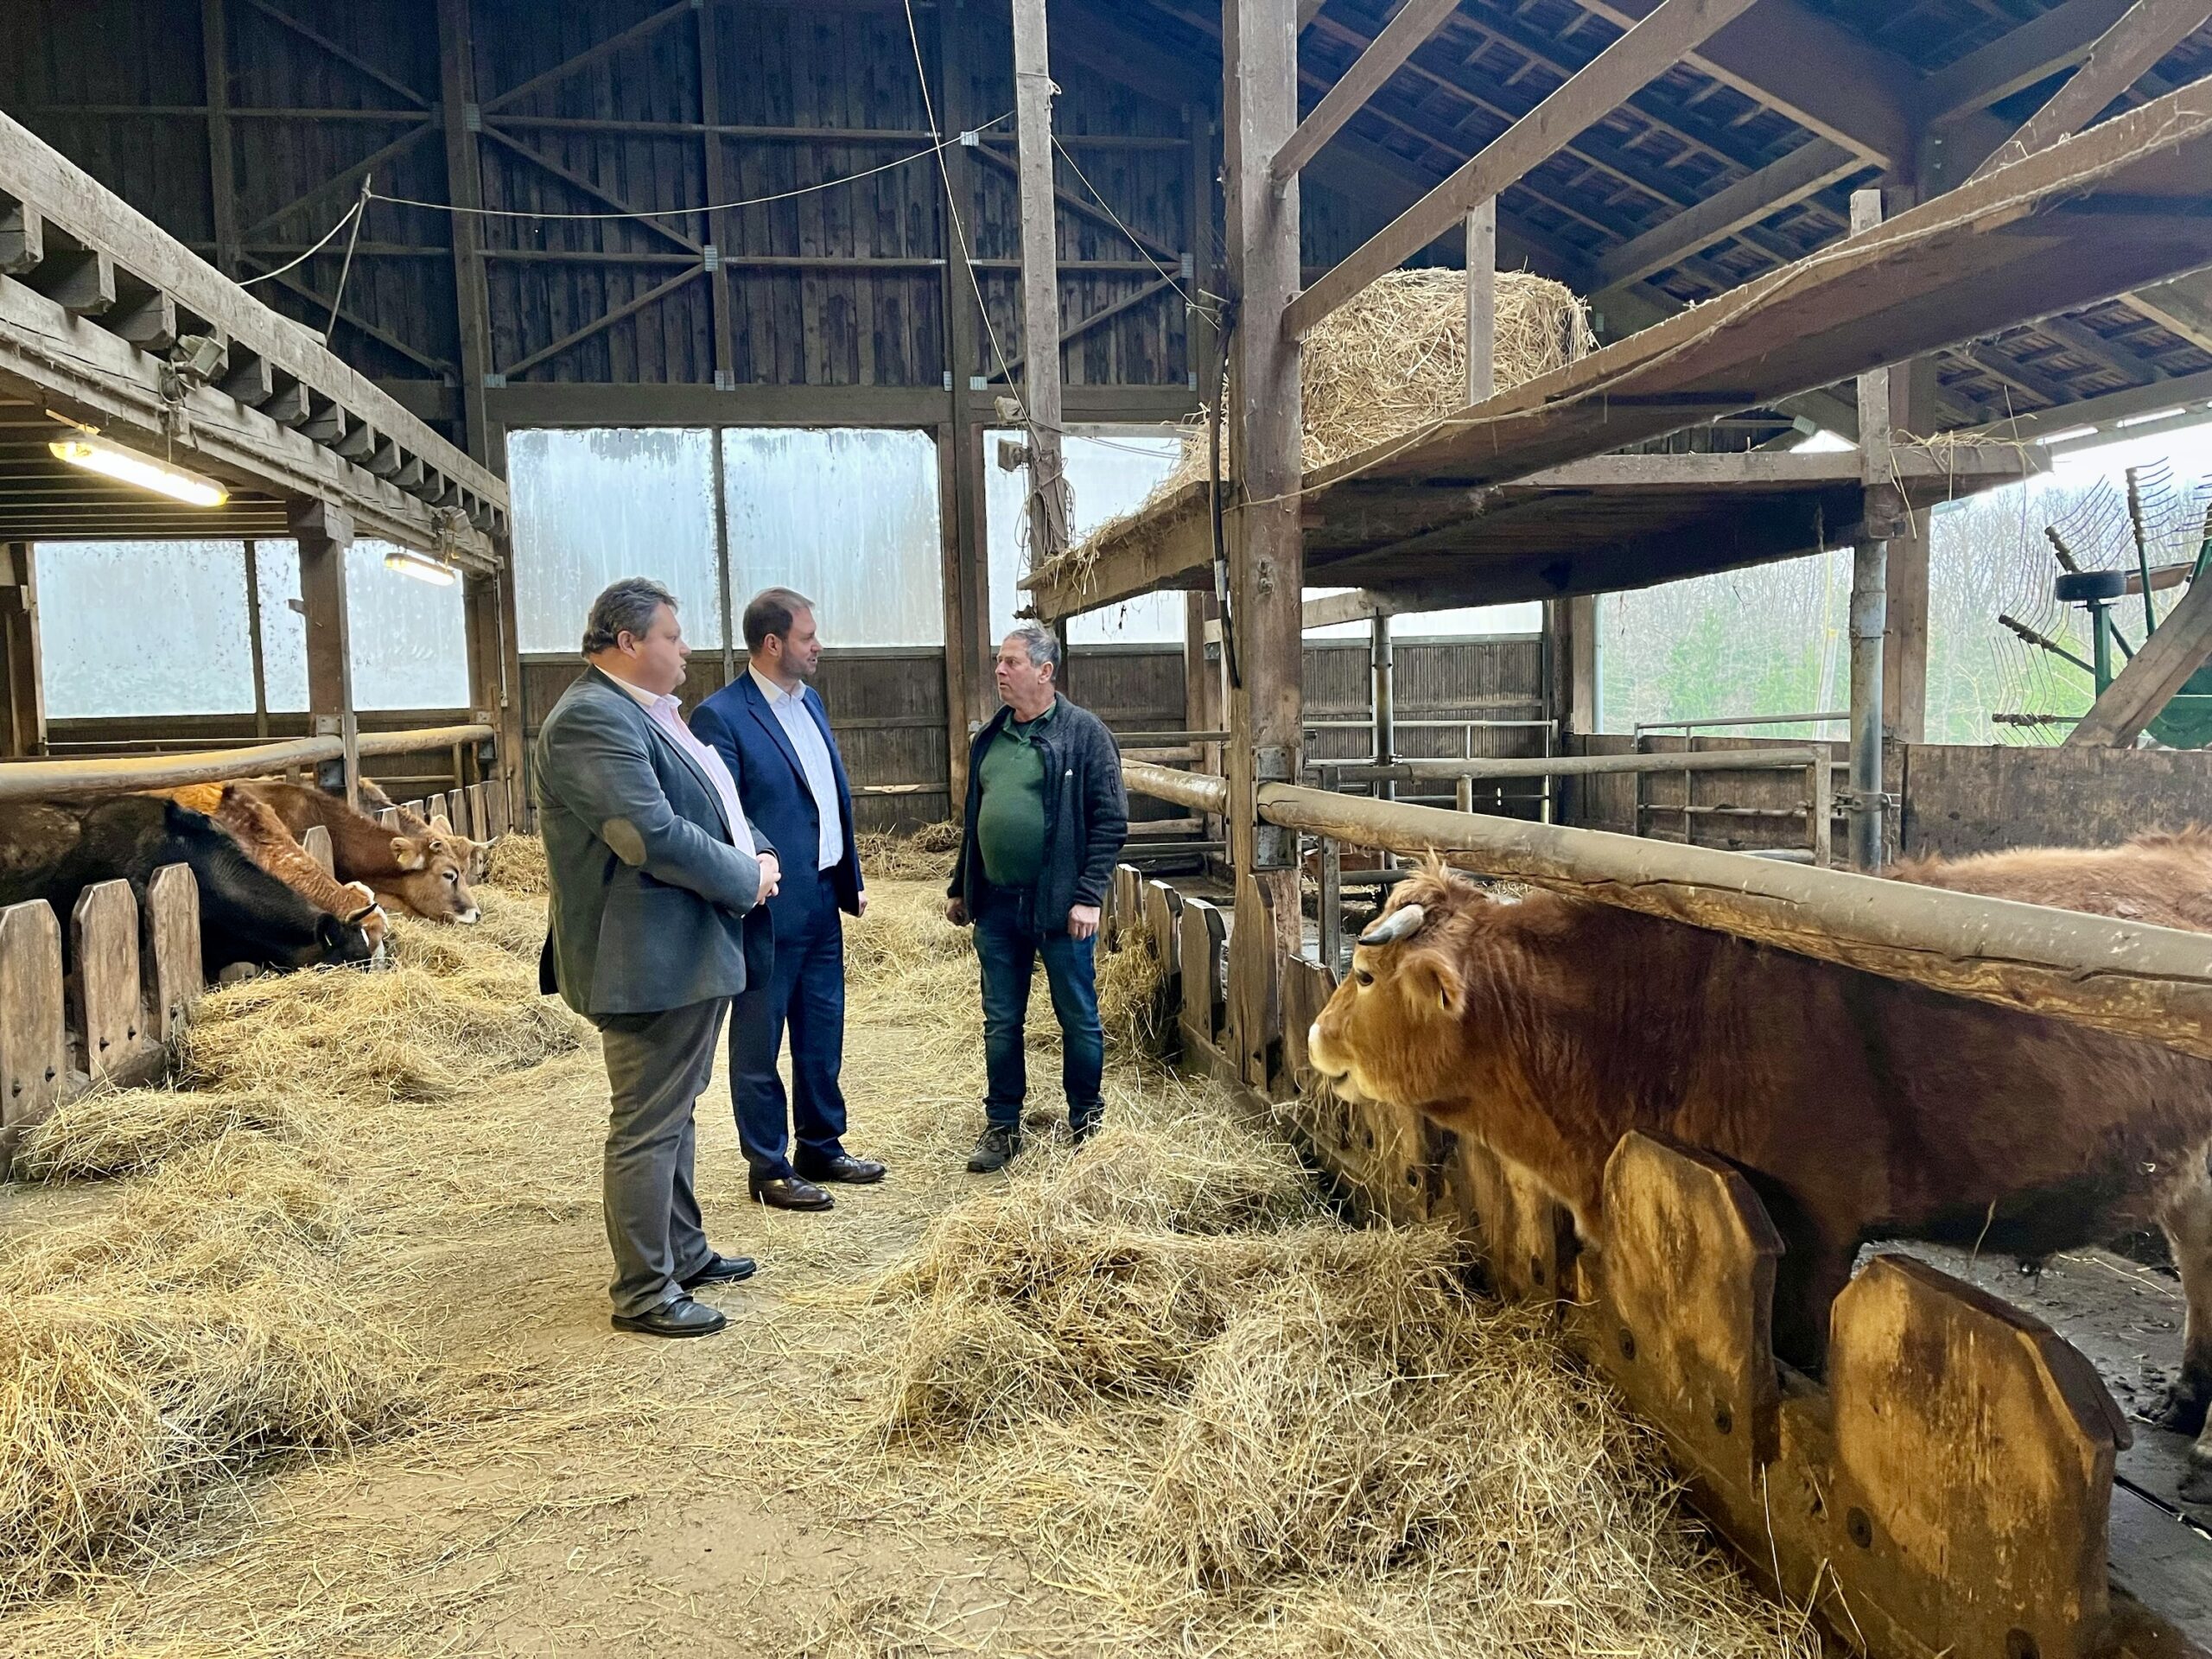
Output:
[0, 830, 1812, 1655]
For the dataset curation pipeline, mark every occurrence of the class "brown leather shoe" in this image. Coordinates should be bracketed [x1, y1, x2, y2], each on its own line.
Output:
[749, 1172, 835, 1211]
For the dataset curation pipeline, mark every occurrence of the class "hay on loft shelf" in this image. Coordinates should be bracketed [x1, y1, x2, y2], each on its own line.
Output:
[1057, 268, 1594, 588]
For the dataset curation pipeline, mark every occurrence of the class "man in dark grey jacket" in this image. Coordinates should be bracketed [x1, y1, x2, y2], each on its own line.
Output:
[537, 578, 780, 1338]
[946, 623, 1128, 1173]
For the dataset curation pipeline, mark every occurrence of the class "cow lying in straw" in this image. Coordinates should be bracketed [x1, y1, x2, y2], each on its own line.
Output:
[227, 781, 480, 925]
[1305, 854, 2212, 1484]
[155, 784, 387, 954]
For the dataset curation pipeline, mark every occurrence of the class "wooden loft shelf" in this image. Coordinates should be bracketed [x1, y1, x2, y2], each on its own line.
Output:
[1026, 76, 2212, 623]
[1028, 445, 2041, 620]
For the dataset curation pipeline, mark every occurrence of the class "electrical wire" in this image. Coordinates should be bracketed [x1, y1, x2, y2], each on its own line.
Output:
[238, 194, 363, 286]
[364, 114, 1012, 221]
[1051, 135, 1219, 325]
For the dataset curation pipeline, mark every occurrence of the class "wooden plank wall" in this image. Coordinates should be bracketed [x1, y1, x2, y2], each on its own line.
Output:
[1898, 744, 2212, 858]
[1573, 732, 1850, 856]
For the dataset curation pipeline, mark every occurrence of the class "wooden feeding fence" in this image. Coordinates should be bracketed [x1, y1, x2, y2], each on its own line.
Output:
[1112, 757, 2212, 1658]
[0, 721, 506, 1160]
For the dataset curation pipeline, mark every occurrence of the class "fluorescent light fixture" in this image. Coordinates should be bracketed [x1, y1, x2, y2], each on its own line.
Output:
[383, 547, 458, 587]
[48, 434, 228, 506]
[2114, 405, 2190, 429]
[2035, 424, 2100, 445]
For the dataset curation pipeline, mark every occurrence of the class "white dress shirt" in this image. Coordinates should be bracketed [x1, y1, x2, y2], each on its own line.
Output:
[749, 664, 843, 871]
[613, 676, 757, 859]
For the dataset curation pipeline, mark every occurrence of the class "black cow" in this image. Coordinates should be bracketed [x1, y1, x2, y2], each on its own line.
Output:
[0, 795, 376, 976]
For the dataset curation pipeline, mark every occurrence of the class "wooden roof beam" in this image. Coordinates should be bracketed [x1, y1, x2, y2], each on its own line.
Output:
[1968, 0, 2212, 181]
[1579, 0, 1918, 168]
[1590, 137, 1862, 293]
[1269, 0, 1462, 185]
[1287, 0, 1769, 340]
[1918, 0, 2139, 123]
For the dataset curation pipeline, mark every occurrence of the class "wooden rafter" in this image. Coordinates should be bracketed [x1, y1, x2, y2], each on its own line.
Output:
[496, 264, 703, 379]
[476, 125, 702, 257]
[1592, 137, 1861, 292]
[1269, 0, 1461, 184]
[988, 274, 1179, 385]
[1287, 0, 1768, 340]
[482, 0, 698, 116]
[237, 120, 434, 243]
[245, 260, 454, 378]
[1919, 0, 2139, 123]
[1968, 0, 2212, 181]
[237, 0, 429, 110]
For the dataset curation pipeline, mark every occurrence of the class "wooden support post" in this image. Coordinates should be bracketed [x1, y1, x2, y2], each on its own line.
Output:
[436, 0, 493, 461]
[1, 543, 44, 760]
[696, 0, 739, 392]
[1885, 356, 1937, 747]
[1808, 753, 1834, 868]
[1465, 199, 1496, 404]
[1848, 188, 1895, 872]
[1319, 835, 1343, 970]
[201, 0, 238, 275]
[1012, 0, 1070, 568]
[242, 539, 270, 741]
[293, 499, 359, 807]
[1224, 0, 1305, 1090]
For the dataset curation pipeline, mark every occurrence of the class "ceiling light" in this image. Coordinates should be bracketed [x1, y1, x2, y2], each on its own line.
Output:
[2034, 424, 2100, 445]
[383, 547, 458, 587]
[48, 434, 228, 506]
[2113, 405, 2190, 429]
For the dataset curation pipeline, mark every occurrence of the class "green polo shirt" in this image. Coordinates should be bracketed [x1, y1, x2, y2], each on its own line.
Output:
[976, 700, 1058, 890]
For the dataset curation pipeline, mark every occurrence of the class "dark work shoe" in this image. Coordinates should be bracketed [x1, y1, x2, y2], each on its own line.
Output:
[611, 1297, 727, 1339]
[796, 1153, 887, 1185]
[750, 1172, 835, 1211]
[678, 1253, 759, 1291]
[1071, 1115, 1103, 1147]
[967, 1124, 1024, 1174]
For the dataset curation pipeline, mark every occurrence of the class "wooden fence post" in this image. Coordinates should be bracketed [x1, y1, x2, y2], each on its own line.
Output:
[73, 879, 149, 1083]
[144, 863, 202, 1045]
[302, 824, 335, 875]
[0, 899, 66, 1143]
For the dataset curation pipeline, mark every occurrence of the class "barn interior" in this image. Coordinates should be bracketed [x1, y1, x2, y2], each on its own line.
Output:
[6, 0, 2212, 1654]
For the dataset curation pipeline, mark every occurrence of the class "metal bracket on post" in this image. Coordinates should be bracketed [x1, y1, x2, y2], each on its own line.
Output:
[1252, 745, 1295, 870]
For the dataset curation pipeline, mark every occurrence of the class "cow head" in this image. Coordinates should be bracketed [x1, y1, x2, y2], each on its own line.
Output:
[341, 880, 390, 954]
[379, 830, 480, 925]
[429, 813, 493, 883]
[1306, 866, 1562, 1116]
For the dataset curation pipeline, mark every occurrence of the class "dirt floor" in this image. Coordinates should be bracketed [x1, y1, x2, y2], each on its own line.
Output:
[0, 871, 1816, 1658]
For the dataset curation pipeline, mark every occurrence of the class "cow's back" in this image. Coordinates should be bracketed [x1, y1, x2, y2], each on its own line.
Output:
[1892, 830, 2212, 930]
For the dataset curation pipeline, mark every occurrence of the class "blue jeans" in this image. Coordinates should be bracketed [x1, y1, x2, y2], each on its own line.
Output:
[974, 886, 1103, 1130]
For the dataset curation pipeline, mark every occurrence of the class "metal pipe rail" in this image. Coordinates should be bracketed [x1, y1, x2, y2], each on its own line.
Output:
[1317, 746, 1825, 782]
[0, 723, 495, 801]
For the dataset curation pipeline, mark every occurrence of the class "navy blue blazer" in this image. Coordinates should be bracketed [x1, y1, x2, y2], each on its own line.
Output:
[690, 671, 864, 922]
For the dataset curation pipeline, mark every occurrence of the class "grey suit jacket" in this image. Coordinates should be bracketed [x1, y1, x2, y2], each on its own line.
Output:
[534, 665, 773, 1018]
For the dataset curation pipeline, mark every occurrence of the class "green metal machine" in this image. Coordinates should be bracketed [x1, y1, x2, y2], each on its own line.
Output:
[2051, 496, 2212, 748]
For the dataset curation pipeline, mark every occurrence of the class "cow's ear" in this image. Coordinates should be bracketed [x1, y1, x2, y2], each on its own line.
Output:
[1409, 950, 1464, 1017]
[392, 836, 429, 872]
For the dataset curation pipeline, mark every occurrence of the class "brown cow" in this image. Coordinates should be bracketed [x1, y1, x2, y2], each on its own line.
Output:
[1306, 863, 2212, 1481]
[157, 784, 387, 952]
[230, 780, 480, 925]
[356, 778, 491, 882]
[1892, 828, 2212, 928]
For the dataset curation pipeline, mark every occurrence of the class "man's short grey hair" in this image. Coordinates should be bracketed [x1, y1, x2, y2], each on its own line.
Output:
[582, 577, 677, 656]
[1006, 622, 1061, 676]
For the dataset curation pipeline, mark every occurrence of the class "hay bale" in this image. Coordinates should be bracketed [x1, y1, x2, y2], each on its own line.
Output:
[0, 1137, 410, 1609]
[482, 833, 548, 895]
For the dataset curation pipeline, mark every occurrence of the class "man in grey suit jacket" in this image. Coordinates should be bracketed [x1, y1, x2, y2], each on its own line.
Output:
[536, 577, 782, 1338]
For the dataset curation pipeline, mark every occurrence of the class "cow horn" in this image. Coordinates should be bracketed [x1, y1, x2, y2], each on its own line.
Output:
[1357, 903, 1426, 947]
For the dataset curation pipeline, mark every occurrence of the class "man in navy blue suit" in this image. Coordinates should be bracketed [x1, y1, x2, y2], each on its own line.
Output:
[690, 588, 886, 1211]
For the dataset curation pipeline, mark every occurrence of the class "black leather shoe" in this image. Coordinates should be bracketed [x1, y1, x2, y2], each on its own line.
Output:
[749, 1172, 835, 1211]
[611, 1297, 727, 1338]
[1071, 1114, 1103, 1147]
[967, 1124, 1023, 1173]
[797, 1153, 887, 1185]
[678, 1253, 759, 1290]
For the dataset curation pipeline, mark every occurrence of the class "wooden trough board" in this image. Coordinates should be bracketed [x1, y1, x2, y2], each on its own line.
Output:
[1110, 864, 2212, 1659]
